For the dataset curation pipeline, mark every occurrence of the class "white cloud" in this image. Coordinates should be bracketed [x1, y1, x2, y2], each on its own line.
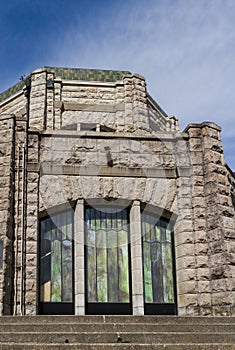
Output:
[50, 0, 235, 167]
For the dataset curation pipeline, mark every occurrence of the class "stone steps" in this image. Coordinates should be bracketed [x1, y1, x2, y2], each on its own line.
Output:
[0, 344, 234, 350]
[0, 323, 234, 333]
[0, 332, 234, 344]
[0, 316, 234, 349]
[0, 315, 234, 323]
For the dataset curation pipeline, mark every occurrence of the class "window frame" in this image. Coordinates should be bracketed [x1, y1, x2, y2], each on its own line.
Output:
[141, 211, 177, 315]
[38, 208, 75, 315]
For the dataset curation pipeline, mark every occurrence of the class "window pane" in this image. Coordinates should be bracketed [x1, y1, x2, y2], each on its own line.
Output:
[97, 229, 107, 302]
[142, 213, 174, 304]
[85, 207, 130, 303]
[40, 210, 74, 303]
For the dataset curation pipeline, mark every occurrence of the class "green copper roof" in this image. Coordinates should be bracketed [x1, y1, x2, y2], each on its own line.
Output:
[0, 80, 25, 103]
[45, 67, 131, 83]
[0, 67, 131, 103]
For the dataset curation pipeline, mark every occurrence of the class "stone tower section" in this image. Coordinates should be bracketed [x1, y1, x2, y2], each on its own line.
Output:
[185, 122, 235, 315]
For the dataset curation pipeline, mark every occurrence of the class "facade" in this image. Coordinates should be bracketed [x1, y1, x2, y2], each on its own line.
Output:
[0, 67, 234, 317]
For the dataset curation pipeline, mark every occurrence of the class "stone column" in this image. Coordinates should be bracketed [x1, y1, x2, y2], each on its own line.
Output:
[74, 199, 85, 315]
[130, 200, 144, 315]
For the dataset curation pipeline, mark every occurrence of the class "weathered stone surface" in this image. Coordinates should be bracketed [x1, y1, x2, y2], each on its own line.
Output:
[0, 68, 234, 317]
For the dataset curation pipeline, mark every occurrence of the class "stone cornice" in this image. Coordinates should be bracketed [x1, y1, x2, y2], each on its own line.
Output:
[38, 130, 189, 141]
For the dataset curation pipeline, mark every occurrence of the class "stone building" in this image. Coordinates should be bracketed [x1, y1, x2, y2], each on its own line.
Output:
[0, 67, 234, 317]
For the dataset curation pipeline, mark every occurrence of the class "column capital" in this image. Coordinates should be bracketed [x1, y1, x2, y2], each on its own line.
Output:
[132, 200, 140, 207]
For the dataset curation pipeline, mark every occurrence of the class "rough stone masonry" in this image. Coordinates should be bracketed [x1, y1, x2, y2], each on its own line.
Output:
[0, 67, 234, 316]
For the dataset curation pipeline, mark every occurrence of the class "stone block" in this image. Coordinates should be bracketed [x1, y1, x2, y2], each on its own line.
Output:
[211, 279, 227, 292]
[194, 219, 207, 231]
[194, 230, 207, 243]
[211, 292, 231, 306]
[174, 232, 194, 246]
[177, 269, 195, 283]
[175, 243, 195, 258]
[197, 268, 210, 281]
[195, 243, 209, 255]
[178, 280, 197, 294]
[198, 293, 211, 307]
[195, 255, 209, 268]
[198, 281, 210, 293]
[176, 255, 196, 271]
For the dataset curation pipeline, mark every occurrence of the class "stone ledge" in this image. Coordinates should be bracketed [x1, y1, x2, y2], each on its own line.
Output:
[30, 163, 179, 178]
[62, 102, 124, 112]
[0, 114, 15, 121]
[39, 130, 189, 140]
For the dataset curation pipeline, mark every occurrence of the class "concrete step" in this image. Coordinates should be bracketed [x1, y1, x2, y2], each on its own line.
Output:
[0, 331, 234, 344]
[0, 315, 234, 324]
[0, 322, 234, 333]
[0, 316, 234, 348]
[0, 344, 234, 350]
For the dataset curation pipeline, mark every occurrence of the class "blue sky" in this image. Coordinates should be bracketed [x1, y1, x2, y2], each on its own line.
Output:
[1, 0, 235, 169]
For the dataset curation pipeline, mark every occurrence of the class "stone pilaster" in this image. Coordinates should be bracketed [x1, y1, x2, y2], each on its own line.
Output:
[29, 68, 47, 131]
[132, 74, 148, 132]
[0, 115, 15, 315]
[54, 80, 62, 130]
[123, 74, 148, 133]
[123, 75, 134, 131]
[174, 171, 196, 315]
[13, 117, 28, 315]
[130, 200, 144, 315]
[24, 131, 40, 315]
[46, 71, 55, 130]
[74, 199, 85, 315]
[114, 83, 125, 131]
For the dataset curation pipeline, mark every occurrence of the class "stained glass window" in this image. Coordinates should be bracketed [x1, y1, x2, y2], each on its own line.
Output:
[40, 210, 73, 303]
[142, 213, 174, 303]
[85, 207, 130, 303]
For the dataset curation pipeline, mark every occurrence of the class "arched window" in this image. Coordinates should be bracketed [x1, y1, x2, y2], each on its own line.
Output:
[38, 203, 176, 315]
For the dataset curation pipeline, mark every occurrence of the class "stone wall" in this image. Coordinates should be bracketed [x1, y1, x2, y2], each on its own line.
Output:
[0, 115, 15, 315]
